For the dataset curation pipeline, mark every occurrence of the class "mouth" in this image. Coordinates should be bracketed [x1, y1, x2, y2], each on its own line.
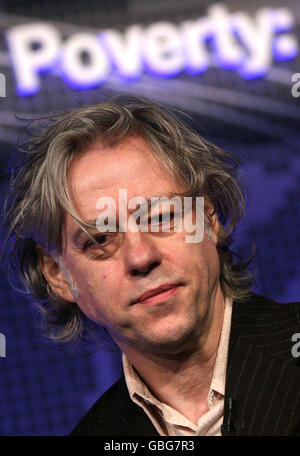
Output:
[132, 283, 181, 306]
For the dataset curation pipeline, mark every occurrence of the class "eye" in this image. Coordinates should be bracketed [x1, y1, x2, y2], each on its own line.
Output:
[83, 234, 109, 250]
[151, 211, 175, 223]
[147, 211, 176, 234]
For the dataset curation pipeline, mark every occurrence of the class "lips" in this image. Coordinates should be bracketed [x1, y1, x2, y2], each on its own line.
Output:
[132, 283, 180, 305]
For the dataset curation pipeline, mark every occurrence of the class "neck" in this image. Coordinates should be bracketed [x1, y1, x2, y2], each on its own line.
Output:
[121, 288, 226, 424]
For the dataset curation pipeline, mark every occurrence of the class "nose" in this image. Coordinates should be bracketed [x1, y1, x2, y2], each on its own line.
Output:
[124, 232, 162, 277]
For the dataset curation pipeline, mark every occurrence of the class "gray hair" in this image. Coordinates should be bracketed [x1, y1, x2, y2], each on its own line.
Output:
[0, 95, 254, 345]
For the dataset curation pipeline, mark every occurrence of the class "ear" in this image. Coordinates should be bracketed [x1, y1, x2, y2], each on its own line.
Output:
[37, 246, 76, 303]
[204, 197, 220, 245]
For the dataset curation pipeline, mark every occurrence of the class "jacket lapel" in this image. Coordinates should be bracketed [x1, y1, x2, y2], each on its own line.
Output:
[223, 295, 300, 436]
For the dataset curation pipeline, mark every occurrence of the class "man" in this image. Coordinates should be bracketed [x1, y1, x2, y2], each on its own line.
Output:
[1, 96, 299, 436]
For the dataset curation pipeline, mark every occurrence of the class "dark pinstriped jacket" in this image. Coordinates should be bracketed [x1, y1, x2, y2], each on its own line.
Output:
[70, 293, 300, 436]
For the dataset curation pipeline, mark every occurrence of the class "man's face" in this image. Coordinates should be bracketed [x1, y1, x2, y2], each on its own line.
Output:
[59, 135, 222, 356]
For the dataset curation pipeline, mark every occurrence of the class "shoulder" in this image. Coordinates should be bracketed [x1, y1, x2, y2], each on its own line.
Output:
[229, 292, 300, 359]
[232, 292, 300, 325]
[69, 375, 158, 436]
[226, 293, 300, 435]
[69, 378, 122, 436]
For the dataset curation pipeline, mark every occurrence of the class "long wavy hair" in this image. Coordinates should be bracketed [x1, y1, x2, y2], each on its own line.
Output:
[0, 95, 254, 345]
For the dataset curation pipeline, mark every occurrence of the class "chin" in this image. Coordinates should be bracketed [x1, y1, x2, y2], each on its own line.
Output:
[139, 320, 199, 354]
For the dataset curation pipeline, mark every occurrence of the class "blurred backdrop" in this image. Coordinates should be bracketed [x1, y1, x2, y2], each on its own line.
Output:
[0, 0, 299, 436]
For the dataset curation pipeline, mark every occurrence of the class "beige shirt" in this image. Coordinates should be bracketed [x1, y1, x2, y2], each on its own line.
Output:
[122, 297, 233, 436]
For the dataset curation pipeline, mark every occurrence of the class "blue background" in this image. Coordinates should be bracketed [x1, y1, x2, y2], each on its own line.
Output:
[0, 0, 299, 435]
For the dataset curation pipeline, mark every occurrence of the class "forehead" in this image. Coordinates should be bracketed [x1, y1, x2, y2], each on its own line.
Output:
[65, 135, 184, 232]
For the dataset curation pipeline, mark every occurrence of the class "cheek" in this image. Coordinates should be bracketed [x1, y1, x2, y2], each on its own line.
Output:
[184, 238, 220, 278]
[201, 244, 221, 283]
[76, 261, 123, 308]
[71, 258, 113, 286]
